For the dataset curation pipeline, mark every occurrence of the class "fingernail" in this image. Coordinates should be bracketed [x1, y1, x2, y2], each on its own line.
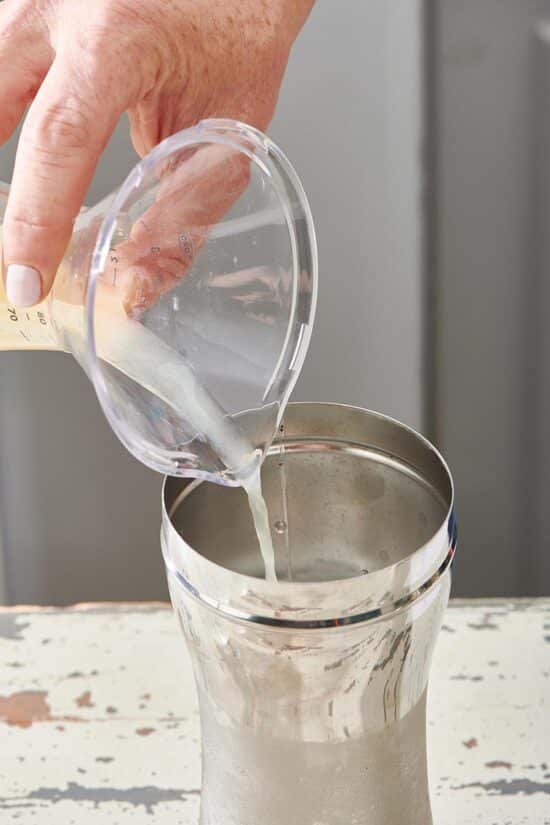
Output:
[6, 265, 42, 306]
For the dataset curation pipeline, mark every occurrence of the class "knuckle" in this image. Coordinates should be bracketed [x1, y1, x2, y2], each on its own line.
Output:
[32, 97, 93, 153]
[98, 0, 157, 31]
[85, 0, 157, 53]
[7, 210, 63, 233]
[21, 90, 110, 166]
[20, 142, 76, 176]
[83, 1, 168, 86]
[71, 25, 141, 103]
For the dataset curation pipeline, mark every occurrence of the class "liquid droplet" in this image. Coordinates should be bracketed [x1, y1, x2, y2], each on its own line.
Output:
[273, 520, 287, 534]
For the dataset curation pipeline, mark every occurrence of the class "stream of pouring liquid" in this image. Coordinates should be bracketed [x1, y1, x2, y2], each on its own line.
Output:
[242, 471, 277, 582]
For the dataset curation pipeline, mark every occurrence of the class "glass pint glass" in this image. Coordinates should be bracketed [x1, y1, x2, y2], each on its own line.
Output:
[162, 403, 456, 825]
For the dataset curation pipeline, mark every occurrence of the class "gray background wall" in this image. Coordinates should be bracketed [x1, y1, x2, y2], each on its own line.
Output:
[432, 0, 550, 596]
[0, 2, 424, 604]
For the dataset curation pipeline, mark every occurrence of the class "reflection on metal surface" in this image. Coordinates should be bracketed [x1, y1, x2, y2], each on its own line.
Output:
[163, 403, 456, 825]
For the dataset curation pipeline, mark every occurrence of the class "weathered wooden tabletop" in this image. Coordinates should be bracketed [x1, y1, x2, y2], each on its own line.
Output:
[0, 598, 548, 823]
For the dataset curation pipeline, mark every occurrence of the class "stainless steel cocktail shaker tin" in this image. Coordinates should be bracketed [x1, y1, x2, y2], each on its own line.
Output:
[162, 403, 456, 825]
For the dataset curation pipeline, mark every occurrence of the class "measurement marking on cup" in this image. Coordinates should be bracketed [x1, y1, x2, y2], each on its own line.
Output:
[179, 234, 193, 261]
[19, 330, 30, 342]
[109, 247, 119, 287]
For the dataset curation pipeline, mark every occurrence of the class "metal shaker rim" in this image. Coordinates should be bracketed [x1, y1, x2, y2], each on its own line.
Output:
[162, 402, 456, 630]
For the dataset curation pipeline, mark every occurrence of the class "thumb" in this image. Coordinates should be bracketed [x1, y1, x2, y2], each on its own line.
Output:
[3, 56, 123, 307]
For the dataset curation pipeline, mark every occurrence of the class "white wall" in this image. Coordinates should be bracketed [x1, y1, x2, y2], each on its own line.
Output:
[0, 1, 424, 603]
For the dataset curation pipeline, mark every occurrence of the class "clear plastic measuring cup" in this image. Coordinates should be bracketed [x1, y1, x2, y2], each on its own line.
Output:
[0, 119, 318, 484]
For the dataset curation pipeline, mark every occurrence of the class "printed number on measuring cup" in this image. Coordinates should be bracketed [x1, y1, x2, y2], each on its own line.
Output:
[109, 248, 119, 286]
[7, 307, 18, 322]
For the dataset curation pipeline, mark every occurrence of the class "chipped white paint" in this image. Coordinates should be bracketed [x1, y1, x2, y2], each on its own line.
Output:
[0, 598, 548, 823]
[429, 598, 550, 825]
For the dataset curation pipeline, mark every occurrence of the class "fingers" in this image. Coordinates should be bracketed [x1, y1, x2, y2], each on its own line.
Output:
[2, 55, 125, 306]
[104, 143, 251, 315]
[0, 3, 52, 145]
[0, 60, 44, 148]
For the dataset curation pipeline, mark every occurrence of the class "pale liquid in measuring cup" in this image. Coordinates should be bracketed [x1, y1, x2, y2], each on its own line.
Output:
[0, 279, 278, 580]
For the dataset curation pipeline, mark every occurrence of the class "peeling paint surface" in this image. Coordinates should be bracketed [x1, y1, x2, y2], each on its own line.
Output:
[0, 598, 548, 823]
[429, 599, 550, 824]
[0, 605, 201, 823]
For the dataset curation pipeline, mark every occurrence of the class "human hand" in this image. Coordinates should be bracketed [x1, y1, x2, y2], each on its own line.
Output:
[0, 0, 313, 307]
